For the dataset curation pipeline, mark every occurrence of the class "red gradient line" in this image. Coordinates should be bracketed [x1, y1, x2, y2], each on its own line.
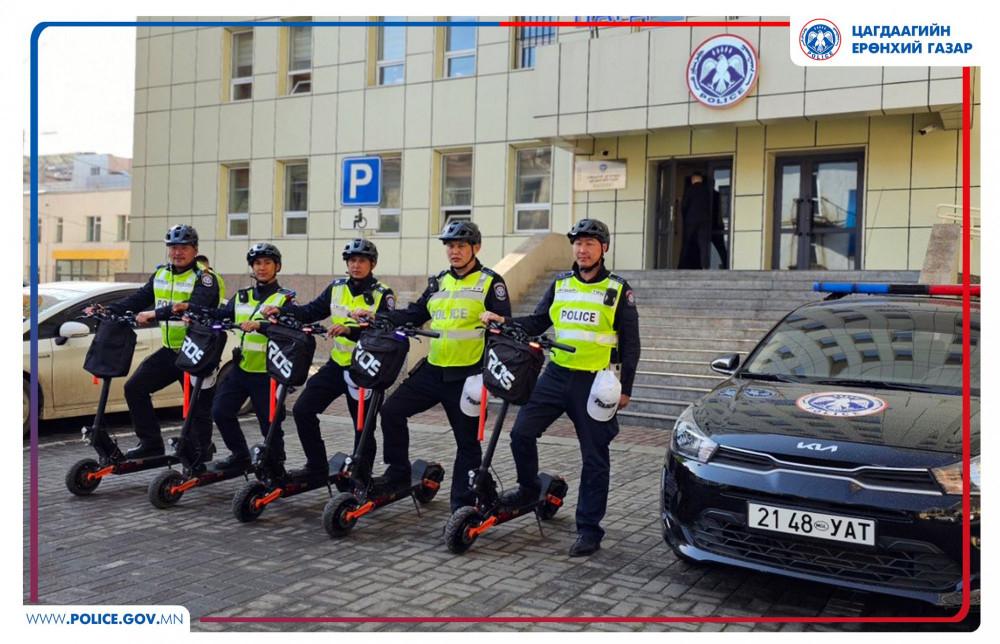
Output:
[499, 21, 790, 27]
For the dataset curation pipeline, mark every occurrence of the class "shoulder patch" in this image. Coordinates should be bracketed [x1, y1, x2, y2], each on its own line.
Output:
[331, 277, 349, 286]
[481, 267, 499, 277]
[383, 293, 396, 310]
[625, 289, 636, 307]
[607, 272, 627, 286]
[200, 273, 215, 288]
[278, 288, 296, 299]
[493, 282, 508, 301]
[555, 270, 574, 280]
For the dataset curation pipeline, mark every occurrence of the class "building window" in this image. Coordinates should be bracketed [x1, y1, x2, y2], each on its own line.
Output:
[55, 217, 63, 243]
[377, 18, 406, 85]
[514, 17, 556, 69]
[284, 163, 309, 236]
[378, 155, 402, 234]
[445, 17, 476, 78]
[116, 215, 129, 241]
[231, 30, 253, 101]
[287, 24, 312, 94]
[90, 166, 101, 176]
[85, 216, 101, 242]
[227, 166, 250, 237]
[55, 259, 114, 282]
[441, 152, 472, 225]
[514, 147, 553, 232]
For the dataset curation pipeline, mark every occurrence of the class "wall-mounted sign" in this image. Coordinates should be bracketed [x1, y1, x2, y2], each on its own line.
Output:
[340, 207, 379, 230]
[687, 34, 759, 108]
[574, 160, 627, 191]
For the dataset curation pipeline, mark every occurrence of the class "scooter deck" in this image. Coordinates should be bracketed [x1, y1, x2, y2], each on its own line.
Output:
[109, 453, 181, 475]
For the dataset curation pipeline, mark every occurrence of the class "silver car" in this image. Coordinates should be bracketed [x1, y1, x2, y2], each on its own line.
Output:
[22, 281, 244, 436]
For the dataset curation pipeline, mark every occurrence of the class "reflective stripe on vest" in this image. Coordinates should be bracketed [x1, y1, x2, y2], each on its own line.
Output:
[152, 267, 199, 349]
[329, 282, 386, 367]
[549, 274, 622, 371]
[234, 289, 292, 373]
[426, 270, 492, 367]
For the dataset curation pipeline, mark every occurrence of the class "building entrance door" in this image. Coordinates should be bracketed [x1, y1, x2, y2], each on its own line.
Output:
[652, 157, 732, 269]
[773, 152, 864, 270]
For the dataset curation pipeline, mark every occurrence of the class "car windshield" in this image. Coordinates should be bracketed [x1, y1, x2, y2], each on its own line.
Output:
[741, 300, 979, 393]
[22, 288, 81, 321]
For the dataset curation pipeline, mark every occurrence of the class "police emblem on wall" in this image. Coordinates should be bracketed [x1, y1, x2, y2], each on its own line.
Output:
[796, 392, 887, 418]
[799, 18, 841, 60]
[687, 34, 758, 108]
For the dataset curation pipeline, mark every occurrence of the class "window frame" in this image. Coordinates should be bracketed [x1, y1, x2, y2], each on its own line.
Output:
[376, 18, 406, 86]
[444, 17, 477, 78]
[85, 216, 101, 242]
[55, 217, 63, 243]
[226, 165, 250, 239]
[116, 214, 129, 242]
[286, 23, 312, 94]
[375, 153, 403, 235]
[513, 146, 554, 233]
[513, 17, 557, 70]
[283, 162, 309, 237]
[440, 151, 473, 226]
[230, 29, 254, 101]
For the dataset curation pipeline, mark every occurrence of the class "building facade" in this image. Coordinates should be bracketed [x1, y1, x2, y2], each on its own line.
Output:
[24, 154, 132, 283]
[129, 17, 981, 279]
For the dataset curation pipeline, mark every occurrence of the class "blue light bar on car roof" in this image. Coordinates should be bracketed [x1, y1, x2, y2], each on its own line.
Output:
[813, 283, 981, 297]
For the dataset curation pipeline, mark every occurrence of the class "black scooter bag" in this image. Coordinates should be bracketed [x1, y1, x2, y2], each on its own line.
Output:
[350, 328, 410, 390]
[264, 324, 317, 386]
[175, 322, 227, 377]
[84, 319, 137, 378]
[482, 333, 544, 405]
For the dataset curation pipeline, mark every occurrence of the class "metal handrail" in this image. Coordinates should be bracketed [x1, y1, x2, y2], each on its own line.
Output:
[935, 204, 980, 237]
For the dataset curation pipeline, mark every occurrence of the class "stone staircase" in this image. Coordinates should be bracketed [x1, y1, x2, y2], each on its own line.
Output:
[513, 269, 920, 430]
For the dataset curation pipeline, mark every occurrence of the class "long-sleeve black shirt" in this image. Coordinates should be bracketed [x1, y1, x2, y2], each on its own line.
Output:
[280, 275, 395, 342]
[510, 262, 641, 396]
[108, 262, 221, 321]
[384, 259, 512, 380]
[193, 280, 287, 321]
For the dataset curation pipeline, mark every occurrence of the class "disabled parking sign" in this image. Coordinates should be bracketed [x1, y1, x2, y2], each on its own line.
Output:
[341, 156, 382, 206]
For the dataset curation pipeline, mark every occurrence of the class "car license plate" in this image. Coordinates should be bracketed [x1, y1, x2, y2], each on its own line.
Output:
[747, 502, 875, 546]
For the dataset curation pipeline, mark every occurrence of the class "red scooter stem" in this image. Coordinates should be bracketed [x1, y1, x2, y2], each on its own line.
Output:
[182, 372, 191, 419]
[269, 378, 277, 422]
[477, 385, 489, 441]
[357, 388, 366, 432]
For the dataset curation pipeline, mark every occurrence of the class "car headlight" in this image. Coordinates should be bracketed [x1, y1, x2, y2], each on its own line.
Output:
[670, 406, 718, 463]
[931, 455, 980, 495]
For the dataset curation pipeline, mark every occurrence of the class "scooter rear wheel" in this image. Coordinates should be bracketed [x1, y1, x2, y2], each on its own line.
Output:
[412, 480, 439, 504]
[232, 481, 268, 522]
[65, 458, 102, 496]
[536, 497, 562, 520]
[444, 506, 483, 554]
[323, 492, 360, 538]
[148, 469, 186, 509]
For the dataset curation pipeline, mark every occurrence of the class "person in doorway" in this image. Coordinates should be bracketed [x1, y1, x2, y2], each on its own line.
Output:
[678, 171, 712, 269]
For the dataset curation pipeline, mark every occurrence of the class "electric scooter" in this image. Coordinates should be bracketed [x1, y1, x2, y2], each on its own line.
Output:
[147, 311, 247, 508]
[444, 322, 574, 553]
[65, 305, 182, 496]
[321, 314, 445, 538]
[231, 313, 332, 522]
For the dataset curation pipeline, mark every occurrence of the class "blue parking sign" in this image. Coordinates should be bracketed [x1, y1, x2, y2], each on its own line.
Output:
[342, 157, 382, 206]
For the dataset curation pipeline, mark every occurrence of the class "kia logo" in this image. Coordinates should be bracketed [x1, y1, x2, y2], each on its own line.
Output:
[796, 441, 838, 453]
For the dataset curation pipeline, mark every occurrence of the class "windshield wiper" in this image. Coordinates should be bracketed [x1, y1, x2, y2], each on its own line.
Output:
[805, 378, 951, 394]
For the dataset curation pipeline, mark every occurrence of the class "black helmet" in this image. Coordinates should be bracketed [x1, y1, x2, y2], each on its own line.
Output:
[247, 242, 282, 266]
[342, 238, 379, 262]
[165, 224, 198, 246]
[567, 218, 610, 245]
[438, 220, 482, 245]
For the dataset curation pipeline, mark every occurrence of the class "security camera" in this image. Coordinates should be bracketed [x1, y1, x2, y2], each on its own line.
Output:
[918, 124, 939, 136]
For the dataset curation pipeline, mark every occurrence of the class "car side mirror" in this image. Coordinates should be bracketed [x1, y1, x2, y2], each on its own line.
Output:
[710, 353, 740, 376]
[55, 320, 91, 345]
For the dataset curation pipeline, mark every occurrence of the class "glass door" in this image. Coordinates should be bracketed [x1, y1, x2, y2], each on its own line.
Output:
[773, 152, 863, 270]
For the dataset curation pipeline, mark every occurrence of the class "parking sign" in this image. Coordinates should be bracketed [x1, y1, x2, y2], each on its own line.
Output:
[342, 157, 382, 206]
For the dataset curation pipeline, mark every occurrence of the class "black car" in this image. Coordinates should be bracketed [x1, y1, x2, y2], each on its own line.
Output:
[661, 289, 980, 607]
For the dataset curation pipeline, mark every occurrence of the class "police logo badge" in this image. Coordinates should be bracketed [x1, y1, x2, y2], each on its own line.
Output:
[384, 294, 396, 310]
[799, 19, 841, 61]
[201, 274, 214, 287]
[796, 392, 887, 417]
[687, 34, 759, 108]
[625, 289, 635, 306]
[494, 283, 508, 301]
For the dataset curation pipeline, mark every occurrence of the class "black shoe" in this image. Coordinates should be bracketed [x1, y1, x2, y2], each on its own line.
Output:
[200, 442, 217, 461]
[212, 452, 251, 471]
[499, 485, 540, 510]
[372, 469, 411, 494]
[568, 536, 601, 557]
[125, 442, 165, 460]
[288, 466, 329, 486]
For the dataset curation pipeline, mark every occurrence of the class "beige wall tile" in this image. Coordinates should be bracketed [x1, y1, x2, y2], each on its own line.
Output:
[588, 33, 648, 113]
[364, 85, 406, 151]
[145, 166, 169, 217]
[587, 108, 646, 136]
[882, 81, 929, 113]
[884, 67, 928, 83]
[477, 42, 509, 76]
[169, 108, 195, 164]
[195, 28, 222, 81]
[909, 187, 959, 227]
[193, 106, 220, 162]
[758, 28, 802, 95]
[248, 159, 273, 214]
[311, 65, 338, 95]
[648, 104, 689, 130]
[135, 37, 150, 89]
[816, 117, 868, 146]
[732, 230, 762, 269]
[308, 237, 335, 276]
[864, 189, 910, 229]
[191, 163, 217, 216]
[766, 118, 815, 149]
[404, 84, 432, 148]
[648, 128, 692, 158]
[171, 83, 195, 110]
[133, 114, 148, 166]
[611, 233, 644, 270]
[308, 155, 337, 213]
[558, 39, 589, 114]
[475, 75, 508, 142]
[406, 21, 434, 55]
[339, 24, 367, 64]
[277, 239, 308, 273]
[406, 52, 433, 84]
[250, 100, 275, 158]
[147, 35, 173, 86]
[474, 205, 504, 238]
[617, 136, 648, 202]
[648, 29, 691, 105]
[690, 97, 758, 126]
[312, 24, 339, 67]
[692, 126, 736, 154]
[147, 86, 171, 112]
[336, 90, 365, 153]
[473, 144, 507, 208]
[168, 164, 193, 216]
[310, 94, 337, 155]
[912, 113, 958, 189]
[614, 200, 645, 234]
[758, 94, 804, 121]
[929, 78, 962, 109]
[171, 30, 197, 84]
[253, 27, 277, 75]
[733, 195, 763, 231]
[735, 126, 764, 195]
[338, 62, 366, 92]
[195, 80, 219, 107]
[867, 115, 912, 190]
[805, 86, 881, 117]
[146, 112, 171, 165]
[862, 228, 908, 269]
[401, 208, 429, 238]
[907, 226, 932, 270]
[806, 66, 882, 91]
[217, 102, 253, 161]
[432, 78, 476, 147]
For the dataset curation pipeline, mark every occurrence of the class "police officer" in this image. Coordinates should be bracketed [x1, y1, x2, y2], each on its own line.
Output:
[266, 238, 395, 484]
[365, 221, 512, 512]
[177, 243, 294, 470]
[104, 225, 224, 460]
[480, 218, 640, 556]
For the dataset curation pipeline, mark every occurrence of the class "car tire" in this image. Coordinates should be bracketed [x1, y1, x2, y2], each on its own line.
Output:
[217, 362, 253, 416]
[23, 379, 31, 438]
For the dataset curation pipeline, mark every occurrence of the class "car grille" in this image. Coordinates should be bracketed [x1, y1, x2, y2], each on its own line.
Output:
[692, 510, 960, 592]
[712, 446, 943, 494]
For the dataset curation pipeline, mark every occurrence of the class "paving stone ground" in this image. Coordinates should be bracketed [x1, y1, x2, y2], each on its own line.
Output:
[25, 400, 975, 632]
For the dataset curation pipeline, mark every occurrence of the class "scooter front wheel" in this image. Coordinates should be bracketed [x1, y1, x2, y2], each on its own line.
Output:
[323, 492, 360, 538]
[232, 481, 268, 523]
[148, 469, 186, 509]
[444, 506, 483, 554]
[65, 458, 102, 496]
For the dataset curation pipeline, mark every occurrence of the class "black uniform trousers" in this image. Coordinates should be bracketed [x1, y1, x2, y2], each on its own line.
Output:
[124, 346, 215, 450]
[379, 361, 481, 511]
[509, 362, 620, 542]
[291, 359, 366, 474]
[211, 365, 285, 459]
